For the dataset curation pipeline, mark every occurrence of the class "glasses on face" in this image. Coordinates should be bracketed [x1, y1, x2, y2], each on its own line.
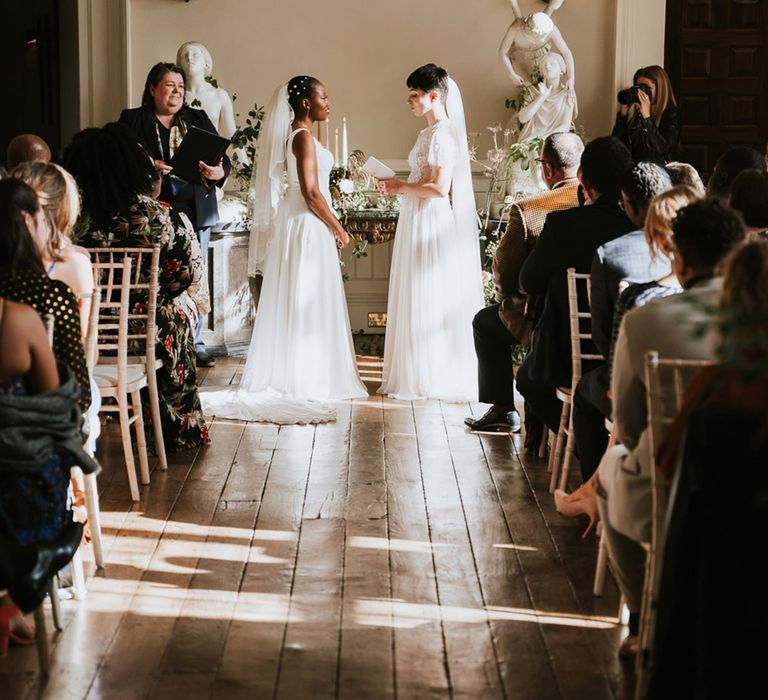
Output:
[535, 158, 553, 167]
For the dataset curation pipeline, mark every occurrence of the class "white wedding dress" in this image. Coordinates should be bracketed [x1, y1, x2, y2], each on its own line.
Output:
[379, 121, 484, 401]
[201, 128, 367, 423]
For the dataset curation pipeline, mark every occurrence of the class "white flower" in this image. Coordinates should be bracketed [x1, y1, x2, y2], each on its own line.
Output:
[503, 195, 515, 205]
[339, 178, 355, 194]
[481, 271, 492, 287]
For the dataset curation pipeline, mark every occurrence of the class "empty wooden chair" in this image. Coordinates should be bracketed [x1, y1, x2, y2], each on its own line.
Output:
[88, 246, 168, 474]
[90, 256, 149, 501]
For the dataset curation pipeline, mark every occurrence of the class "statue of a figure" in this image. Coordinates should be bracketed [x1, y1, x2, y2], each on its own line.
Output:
[176, 41, 236, 139]
[499, 0, 575, 94]
[517, 52, 577, 141]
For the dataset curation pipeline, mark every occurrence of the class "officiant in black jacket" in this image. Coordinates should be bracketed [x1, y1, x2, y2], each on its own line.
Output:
[119, 61, 231, 367]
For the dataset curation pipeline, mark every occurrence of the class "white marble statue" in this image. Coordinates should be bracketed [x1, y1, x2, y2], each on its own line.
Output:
[499, 0, 575, 99]
[176, 41, 236, 139]
[517, 52, 577, 141]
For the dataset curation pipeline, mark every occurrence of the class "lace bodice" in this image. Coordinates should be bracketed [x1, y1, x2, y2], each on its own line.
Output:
[407, 121, 457, 186]
[286, 128, 334, 207]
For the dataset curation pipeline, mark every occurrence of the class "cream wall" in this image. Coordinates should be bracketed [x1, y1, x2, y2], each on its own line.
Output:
[126, 0, 619, 158]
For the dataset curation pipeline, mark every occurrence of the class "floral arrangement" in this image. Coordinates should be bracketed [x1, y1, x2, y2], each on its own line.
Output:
[468, 124, 544, 305]
[329, 150, 401, 221]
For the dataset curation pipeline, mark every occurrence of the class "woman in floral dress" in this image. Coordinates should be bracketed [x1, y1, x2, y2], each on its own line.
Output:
[64, 123, 209, 451]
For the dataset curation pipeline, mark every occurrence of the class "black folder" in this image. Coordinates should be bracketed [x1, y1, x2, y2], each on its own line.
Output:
[168, 125, 231, 185]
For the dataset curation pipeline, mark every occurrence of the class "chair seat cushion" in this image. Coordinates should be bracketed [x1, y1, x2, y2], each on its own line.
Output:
[93, 364, 147, 391]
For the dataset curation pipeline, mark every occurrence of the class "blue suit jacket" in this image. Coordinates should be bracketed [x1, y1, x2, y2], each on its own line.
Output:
[590, 229, 672, 358]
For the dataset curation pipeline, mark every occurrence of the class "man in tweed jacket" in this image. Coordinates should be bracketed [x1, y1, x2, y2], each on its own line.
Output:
[465, 132, 583, 432]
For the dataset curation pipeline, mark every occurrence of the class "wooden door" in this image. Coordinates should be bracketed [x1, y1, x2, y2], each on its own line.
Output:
[665, 0, 768, 175]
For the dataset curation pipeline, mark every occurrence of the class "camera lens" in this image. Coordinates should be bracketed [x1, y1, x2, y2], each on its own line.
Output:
[617, 87, 637, 105]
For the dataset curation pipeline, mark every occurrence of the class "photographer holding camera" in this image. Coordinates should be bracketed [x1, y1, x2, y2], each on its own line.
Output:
[612, 65, 680, 163]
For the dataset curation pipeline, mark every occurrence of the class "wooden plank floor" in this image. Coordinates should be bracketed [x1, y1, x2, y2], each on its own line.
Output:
[0, 357, 636, 700]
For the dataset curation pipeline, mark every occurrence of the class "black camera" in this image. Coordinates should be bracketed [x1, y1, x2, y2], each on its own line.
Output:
[617, 83, 653, 105]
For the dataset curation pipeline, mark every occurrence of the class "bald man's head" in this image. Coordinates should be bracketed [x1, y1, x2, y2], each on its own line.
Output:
[6, 134, 52, 170]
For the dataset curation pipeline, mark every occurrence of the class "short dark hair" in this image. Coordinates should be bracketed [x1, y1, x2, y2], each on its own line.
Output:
[580, 136, 632, 197]
[62, 123, 156, 231]
[665, 161, 705, 195]
[708, 147, 767, 199]
[542, 132, 584, 171]
[621, 161, 672, 208]
[729, 169, 768, 229]
[287, 75, 320, 115]
[672, 197, 746, 271]
[141, 62, 186, 108]
[0, 178, 46, 277]
[406, 64, 449, 103]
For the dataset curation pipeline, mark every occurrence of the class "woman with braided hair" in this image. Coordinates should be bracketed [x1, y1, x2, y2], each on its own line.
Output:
[200, 76, 366, 424]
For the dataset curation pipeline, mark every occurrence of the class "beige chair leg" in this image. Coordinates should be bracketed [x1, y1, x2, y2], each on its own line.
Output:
[33, 606, 50, 675]
[131, 390, 150, 485]
[538, 428, 549, 460]
[549, 401, 570, 493]
[70, 549, 87, 601]
[558, 411, 577, 492]
[48, 578, 62, 631]
[146, 370, 168, 471]
[593, 526, 609, 597]
[117, 396, 140, 501]
[84, 472, 104, 568]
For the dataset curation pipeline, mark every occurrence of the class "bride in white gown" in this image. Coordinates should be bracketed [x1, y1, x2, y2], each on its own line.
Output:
[377, 64, 484, 401]
[201, 76, 367, 423]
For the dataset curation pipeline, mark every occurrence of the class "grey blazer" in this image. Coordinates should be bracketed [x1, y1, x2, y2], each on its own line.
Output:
[598, 278, 720, 543]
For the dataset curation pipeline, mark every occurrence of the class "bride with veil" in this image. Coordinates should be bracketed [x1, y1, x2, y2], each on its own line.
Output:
[377, 64, 484, 401]
[200, 76, 367, 424]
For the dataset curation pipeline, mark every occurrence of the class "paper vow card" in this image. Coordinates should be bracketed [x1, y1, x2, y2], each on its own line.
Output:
[361, 156, 396, 180]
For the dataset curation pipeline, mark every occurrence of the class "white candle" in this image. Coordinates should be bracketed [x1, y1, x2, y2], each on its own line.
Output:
[325, 120, 330, 151]
[334, 128, 340, 167]
[342, 117, 349, 167]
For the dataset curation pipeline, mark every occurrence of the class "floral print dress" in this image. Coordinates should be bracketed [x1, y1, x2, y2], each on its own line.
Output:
[75, 195, 209, 451]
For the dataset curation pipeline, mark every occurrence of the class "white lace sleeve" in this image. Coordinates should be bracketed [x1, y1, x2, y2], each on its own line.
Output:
[426, 125, 456, 173]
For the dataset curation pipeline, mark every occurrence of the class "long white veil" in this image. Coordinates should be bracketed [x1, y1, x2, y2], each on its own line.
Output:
[247, 83, 292, 277]
[445, 77, 483, 296]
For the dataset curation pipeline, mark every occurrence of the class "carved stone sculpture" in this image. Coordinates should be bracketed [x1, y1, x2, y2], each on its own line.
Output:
[176, 41, 236, 139]
[499, 0, 576, 139]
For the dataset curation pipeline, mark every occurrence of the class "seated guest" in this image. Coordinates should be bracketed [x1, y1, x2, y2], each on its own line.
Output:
[728, 169, 768, 239]
[63, 123, 210, 452]
[596, 198, 746, 657]
[119, 62, 231, 368]
[664, 161, 705, 195]
[568, 163, 673, 482]
[555, 185, 701, 514]
[707, 146, 766, 199]
[12, 162, 94, 334]
[0, 179, 90, 410]
[465, 132, 583, 432]
[5, 134, 52, 171]
[0, 189, 98, 621]
[649, 239, 768, 697]
[515, 136, 634, 433]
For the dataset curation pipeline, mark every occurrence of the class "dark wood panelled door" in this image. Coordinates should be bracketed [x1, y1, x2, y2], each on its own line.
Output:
[665, 0, 768, 175]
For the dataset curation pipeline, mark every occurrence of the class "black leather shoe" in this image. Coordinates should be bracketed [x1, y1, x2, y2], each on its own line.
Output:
[196, 350, 216, 368]
[464, 408, 522, 433]
[9, 521, 84, 613]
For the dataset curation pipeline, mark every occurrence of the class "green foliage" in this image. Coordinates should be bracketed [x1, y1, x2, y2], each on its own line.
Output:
[230, 100, 266, 185]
